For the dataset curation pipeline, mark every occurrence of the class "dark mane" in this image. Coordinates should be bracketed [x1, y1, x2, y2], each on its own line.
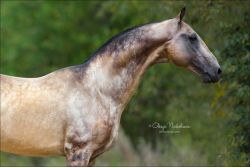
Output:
[72, 21, 158, 79]
[93, 25, 142, 55]
[74, 23, 153, 80]
[79, 22, 157, 68]
[90, 22, 156, 57]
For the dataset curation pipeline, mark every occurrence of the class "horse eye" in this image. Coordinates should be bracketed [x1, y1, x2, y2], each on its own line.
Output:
[189, 35, 197, 42]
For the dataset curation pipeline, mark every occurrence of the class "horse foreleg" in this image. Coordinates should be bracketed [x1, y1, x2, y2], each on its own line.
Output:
[65, 142, 92, 167]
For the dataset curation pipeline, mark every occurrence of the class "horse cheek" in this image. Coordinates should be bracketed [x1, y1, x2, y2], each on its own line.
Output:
[167, 44, 190, 67]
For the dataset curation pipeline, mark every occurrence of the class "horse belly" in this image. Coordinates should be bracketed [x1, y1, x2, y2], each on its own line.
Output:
[0, 106, 66, 156]
[0, 82, 67, 156]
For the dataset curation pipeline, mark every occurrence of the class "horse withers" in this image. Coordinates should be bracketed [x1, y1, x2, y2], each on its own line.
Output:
[0, 8, 221, 167]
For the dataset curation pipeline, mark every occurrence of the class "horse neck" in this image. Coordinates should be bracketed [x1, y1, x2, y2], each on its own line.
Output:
[84, 21, 173, 109]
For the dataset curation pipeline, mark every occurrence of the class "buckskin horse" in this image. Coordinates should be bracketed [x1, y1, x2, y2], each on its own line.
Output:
[0, 8, 221, 167]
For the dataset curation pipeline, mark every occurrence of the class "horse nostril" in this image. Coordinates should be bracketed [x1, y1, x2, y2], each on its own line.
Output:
[217, 68, 222, 75]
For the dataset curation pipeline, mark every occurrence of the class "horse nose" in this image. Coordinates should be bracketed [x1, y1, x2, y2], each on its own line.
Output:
[217, 68, 222, 75]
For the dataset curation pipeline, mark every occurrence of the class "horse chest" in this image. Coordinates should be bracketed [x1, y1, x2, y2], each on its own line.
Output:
[92, 112, 120, 148]
[65, 89, 123, 162]
[90, 107, 121, 157]
[90, 119, 120, 158]
[88, 97, 121, 146]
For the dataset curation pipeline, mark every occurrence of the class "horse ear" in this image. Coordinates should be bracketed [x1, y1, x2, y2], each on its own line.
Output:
[177, 7, 186, 23]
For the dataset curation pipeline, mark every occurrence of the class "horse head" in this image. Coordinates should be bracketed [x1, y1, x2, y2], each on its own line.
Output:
[152, 8, 221, 83]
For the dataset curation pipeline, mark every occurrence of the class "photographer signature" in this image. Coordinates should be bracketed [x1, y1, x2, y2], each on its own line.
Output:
[148, 122, 191, 134]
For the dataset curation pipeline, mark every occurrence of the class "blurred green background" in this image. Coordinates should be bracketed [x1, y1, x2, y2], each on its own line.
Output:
[1, 0, 249, 166]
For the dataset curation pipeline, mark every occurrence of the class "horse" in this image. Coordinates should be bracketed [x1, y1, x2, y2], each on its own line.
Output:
[0, 8, 221, 167]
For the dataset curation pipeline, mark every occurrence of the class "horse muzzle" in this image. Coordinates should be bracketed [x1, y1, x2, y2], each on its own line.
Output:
[202, 67, 222, 83]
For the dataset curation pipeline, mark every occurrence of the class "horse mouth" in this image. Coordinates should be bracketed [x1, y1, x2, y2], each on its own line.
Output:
[187, 66, 219, 83]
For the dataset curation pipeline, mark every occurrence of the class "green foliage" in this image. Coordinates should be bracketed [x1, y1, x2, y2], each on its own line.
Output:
[215, 8, 250, 166]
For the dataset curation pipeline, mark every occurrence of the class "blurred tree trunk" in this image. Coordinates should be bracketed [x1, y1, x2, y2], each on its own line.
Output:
[117, 127, 141, 165]
[117, 128, 160, 166]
